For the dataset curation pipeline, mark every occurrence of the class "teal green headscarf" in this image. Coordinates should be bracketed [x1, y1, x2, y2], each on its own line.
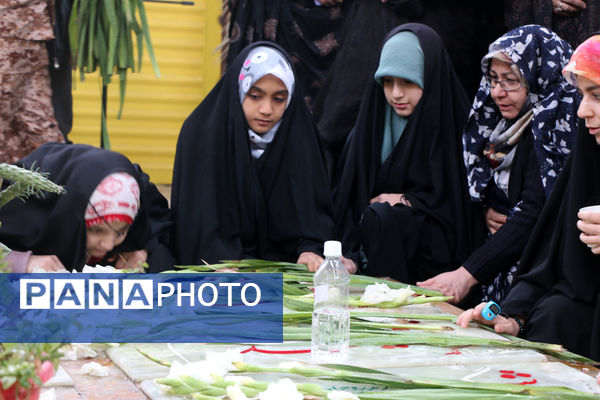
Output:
[374, 31, 424, 163]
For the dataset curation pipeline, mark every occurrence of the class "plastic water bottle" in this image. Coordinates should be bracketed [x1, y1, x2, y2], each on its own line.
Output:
[311, 240, 350, 362]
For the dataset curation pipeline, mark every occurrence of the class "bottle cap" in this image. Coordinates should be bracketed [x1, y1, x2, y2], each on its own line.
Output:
[323, 240, 342, 257]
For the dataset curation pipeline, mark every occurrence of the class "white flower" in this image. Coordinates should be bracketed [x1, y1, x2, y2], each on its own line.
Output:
[226, 384, 249, 400]
[80, 361, 110, 377]
[60, 343, 97, 360]
[166, 360, 218, 382]
[77, 264, 121, 273]
[328, 390, 360, 400]
[167, 349, 243, 383]
[360, 283, 414, 304]
[206, 348, 243, 371]
[259, 378, 303, 400]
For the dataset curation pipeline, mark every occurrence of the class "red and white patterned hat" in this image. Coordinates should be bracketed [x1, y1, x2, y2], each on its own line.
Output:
[85, 172, 140, 227]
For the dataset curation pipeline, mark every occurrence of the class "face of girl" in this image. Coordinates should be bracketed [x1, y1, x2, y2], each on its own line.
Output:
[577, 75, 600, 145]
[242, 74, 289, 134]
[489, 58, 528, 120]
[86, 221, 129, 259]
[382, 76, 423, 117]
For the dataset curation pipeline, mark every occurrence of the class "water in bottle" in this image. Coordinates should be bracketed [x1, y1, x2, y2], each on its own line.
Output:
[311, 240, 350, 362]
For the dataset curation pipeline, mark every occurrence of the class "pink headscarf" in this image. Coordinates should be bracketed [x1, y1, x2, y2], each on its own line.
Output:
[85, 172, 140, 227]
[563, 35, 600, 87]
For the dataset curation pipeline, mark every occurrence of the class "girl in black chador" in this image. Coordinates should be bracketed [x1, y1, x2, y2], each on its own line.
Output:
[0, 143, 174, 272]
[171, 42, 352, 272]
[333, 23, 483, 284]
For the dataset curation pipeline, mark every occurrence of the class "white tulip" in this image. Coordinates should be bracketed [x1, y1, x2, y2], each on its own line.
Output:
[258, 378, 303, 400]
[226, 384, 249, 400]
[360, 283, 414, 304]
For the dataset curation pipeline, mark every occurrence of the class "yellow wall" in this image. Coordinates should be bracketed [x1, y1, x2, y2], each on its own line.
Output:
[68, 1, 222, 184]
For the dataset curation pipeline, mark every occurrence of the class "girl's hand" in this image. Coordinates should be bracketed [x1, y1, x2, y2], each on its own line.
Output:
[341, 256, 357, 274]
[116, 249, 148, 271]
[370, 193, 412, 207]
[297, 251, 324, 272]
[26, 255, 67, 272]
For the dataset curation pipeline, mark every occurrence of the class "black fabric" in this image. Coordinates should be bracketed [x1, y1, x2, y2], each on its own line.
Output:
[225, 0, 351, 106]
[463, 130, 546, 284]
[333, 23, 484, 283]
[505, 0, 600, 49]
[312, 0, 504, 178]
[311, 0, 406, 178]
[170, 41, 335, 265]
[502, 124, 600, 361]
[47, 0, 73, 139]
[0, 143, 174, 272]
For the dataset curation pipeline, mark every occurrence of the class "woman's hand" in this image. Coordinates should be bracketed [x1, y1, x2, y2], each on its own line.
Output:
[456, 302, 520, 336]
[370, 193, 412, 207]
[485, 207, 507, 234]
[297, 251, 324, 272]
[553, 0, 586, 16]
[416, 266, 478, 304]
[116, 249, 148, 271]
[577, 210, 600, 254]
[26, 255, 67, 272]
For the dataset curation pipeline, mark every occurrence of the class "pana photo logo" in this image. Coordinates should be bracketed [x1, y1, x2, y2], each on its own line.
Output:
[0, 273, 283, 343]
[20, 278, 262, 310]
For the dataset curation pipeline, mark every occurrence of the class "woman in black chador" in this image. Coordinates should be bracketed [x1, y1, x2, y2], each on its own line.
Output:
[458, 35, 600, 361]
[419, 26, 579, 306]
[171, 42, 347, 272]
[333, 23, 483, 283]
[0, 143, 174, 272]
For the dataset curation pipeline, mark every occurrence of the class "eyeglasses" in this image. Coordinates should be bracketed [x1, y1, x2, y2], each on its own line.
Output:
[487, 76, 523, 92]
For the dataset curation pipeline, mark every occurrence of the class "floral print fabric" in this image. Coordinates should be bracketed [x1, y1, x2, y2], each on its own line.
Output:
[463, 25, 579, 202]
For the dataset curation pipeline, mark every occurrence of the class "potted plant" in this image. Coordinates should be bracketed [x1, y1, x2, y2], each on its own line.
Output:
[0, 343, 62, 400]
[0, 163, 65, 399]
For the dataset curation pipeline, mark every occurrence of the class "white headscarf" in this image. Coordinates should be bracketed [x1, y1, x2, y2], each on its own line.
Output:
[238, 46, 295, 158]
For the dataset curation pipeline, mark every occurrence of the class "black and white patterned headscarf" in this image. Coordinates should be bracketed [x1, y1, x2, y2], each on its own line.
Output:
[463, 25, 579, 202]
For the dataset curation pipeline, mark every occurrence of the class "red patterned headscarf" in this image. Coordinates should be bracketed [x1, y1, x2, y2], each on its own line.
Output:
[85, 172, 140, 227]
[563, 35, 600, 86]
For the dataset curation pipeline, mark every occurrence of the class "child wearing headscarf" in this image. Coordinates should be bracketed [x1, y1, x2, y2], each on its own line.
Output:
[458, 34, 600, 361]
[0, 143, 173, 272]
[419, 25, 579, 305]
[333, 23, 483, 283]
[171, 43, 346, 272]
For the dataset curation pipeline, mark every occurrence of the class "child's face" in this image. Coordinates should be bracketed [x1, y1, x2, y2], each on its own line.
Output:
[242, 74, 288, 134]
[86, 221, 129, 259]
[489, 59, 528, 120]
[382, 76, 423, 117]
[577, 75, 600, 145]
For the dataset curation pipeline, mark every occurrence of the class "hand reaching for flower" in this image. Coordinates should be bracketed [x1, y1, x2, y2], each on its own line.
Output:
[115, 249, 148, 271]
[417, 266, 478, 304]
[26, 255, 67, 272]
